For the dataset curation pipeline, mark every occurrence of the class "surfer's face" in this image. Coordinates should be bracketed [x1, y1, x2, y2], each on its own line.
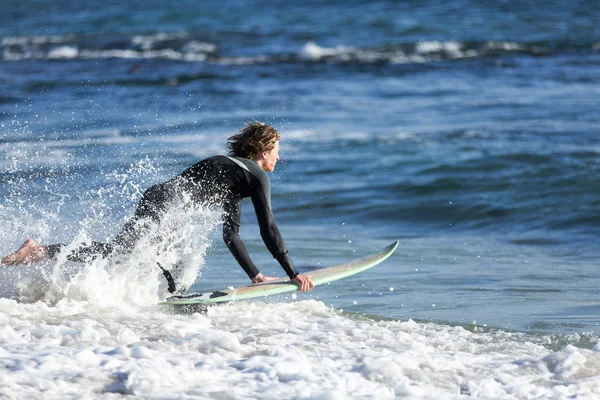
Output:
[260, 140, 280, 172]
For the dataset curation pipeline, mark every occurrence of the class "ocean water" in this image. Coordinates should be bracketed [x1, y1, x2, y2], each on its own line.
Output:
[1, 0, 600, 398]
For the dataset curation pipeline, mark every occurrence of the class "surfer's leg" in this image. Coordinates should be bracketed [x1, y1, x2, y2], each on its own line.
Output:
[54, 212, 152, 262]
[110, 185, 186, 293]
[1, 238, 114, 266]
[1, 239, 49, 266]
[1, 186, 170, 267]
[118, 212, 186, 294]
[110, 189, 165, 250]
[59, 184, 169, 260]
[44, 241, 114, 263]
[42, 216, 148, 263]
[40, 215, 150, 263]
[40, 205, 151, 264]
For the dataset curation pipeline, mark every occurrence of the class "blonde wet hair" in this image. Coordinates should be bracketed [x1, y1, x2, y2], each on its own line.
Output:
[226, 122, 280, 159]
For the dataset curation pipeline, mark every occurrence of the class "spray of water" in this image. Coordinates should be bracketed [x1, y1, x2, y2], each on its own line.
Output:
[0, 157, 222, 307]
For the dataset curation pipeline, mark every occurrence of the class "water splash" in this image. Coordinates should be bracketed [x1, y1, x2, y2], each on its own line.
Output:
[0, 157, 221, 307]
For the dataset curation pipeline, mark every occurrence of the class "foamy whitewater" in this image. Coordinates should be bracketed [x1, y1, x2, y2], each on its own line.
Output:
[2, 298, 600, 399]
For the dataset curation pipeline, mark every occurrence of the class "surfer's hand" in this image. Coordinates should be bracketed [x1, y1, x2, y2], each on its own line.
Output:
[251, 273, 279, 284]
[292, 274, 314, 292]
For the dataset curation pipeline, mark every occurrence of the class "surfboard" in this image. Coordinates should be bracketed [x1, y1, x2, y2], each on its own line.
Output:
[160, 240, 399, 305]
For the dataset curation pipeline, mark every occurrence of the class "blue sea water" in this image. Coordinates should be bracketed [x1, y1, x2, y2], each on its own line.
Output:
[1, 1, 600, 398]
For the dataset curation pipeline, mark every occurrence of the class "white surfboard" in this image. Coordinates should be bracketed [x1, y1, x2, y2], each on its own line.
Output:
[160, 240, 399, 305]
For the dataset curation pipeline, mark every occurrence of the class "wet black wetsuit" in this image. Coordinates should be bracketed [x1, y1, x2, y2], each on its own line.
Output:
[47, 155, 299, 287]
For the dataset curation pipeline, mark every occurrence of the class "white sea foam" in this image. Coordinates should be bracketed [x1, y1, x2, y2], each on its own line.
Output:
[1, 32, 544, 64]
[0, 297, 599, 399]
[131, 32, 189, 51]
[485, 41, 523, 51]
[300, 42, 355, 60]
[393, 131, 420, 141]
[214, 55, 272, 65]
[299, 42, 387, 64]
[80, 49, 207, 61]
[3, 48, 212, 62]
[2, 35, 67, 46]
[299, 40, 481, 65]
[181, 40, 217, 54]
[47, 46, 79, 59]
[1, 33, 216, 62]
[416, 41, 462, 54]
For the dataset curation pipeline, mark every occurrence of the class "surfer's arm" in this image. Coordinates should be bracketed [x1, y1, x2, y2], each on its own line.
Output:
[222, 199, 261, 279]
[250, 187, 300, 280]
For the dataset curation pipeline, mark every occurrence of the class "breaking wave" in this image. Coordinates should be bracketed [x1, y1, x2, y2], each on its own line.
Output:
[2, 32, 597, 64]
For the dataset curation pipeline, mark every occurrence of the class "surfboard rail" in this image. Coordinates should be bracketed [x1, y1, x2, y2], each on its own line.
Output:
[160, 240, 399, 305]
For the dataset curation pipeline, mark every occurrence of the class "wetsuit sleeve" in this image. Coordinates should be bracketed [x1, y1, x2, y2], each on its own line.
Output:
[222, 198, 261, 279]
[250, 181, 299, 280]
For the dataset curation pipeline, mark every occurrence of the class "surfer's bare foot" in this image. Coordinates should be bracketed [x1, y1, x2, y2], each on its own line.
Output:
[1, 239, 49, 266]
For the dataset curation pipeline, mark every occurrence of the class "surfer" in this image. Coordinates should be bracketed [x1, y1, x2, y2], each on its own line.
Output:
[1, 122, 315, 293]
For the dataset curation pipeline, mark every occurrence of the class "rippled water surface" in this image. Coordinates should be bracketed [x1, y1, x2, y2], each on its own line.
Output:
[1, 1, 600, 398]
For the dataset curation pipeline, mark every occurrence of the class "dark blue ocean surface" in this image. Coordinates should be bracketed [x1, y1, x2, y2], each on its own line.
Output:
[1, 0, 599, 336]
